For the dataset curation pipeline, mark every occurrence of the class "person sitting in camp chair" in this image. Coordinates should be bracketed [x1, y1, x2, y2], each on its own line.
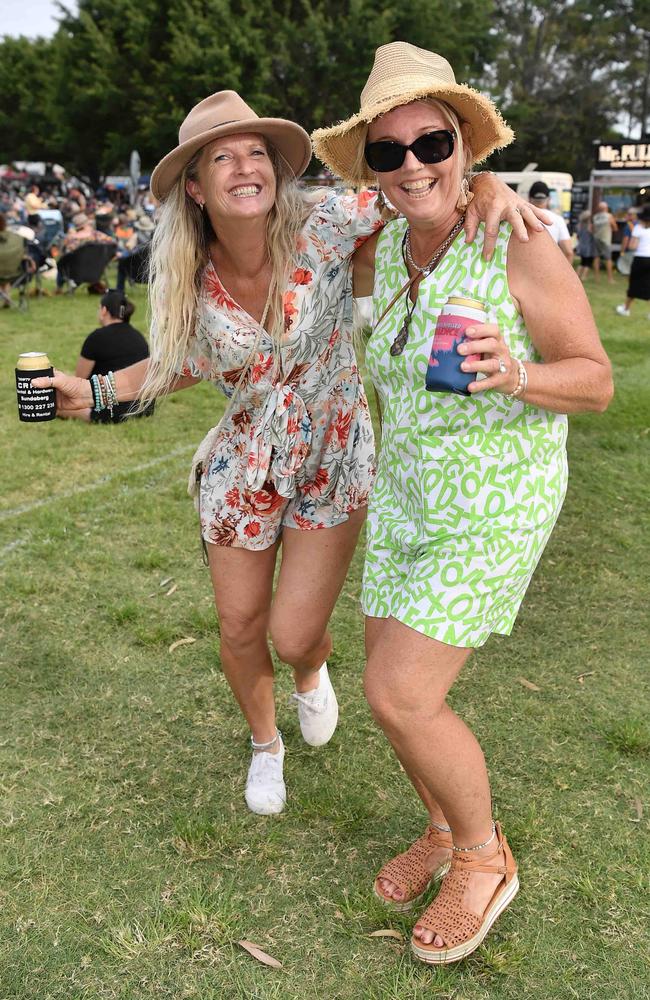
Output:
[0, 215, 35, 307]
[56, 212, 116, 293]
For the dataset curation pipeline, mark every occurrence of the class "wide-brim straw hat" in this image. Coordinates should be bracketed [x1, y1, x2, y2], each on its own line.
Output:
[150, 90, 312, 200]
[312, 42, 514, 186]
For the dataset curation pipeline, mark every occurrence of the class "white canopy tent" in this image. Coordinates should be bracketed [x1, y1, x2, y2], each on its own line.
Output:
[589, 169, 650, 208]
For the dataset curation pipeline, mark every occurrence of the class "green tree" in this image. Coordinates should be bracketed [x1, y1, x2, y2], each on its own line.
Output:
[0, 36, 61, 163]
[0, 0, 497, 181]
[487, 0, 646, 177]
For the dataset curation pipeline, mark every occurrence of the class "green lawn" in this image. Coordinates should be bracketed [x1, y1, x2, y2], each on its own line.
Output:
[1, 271, 648, 1000]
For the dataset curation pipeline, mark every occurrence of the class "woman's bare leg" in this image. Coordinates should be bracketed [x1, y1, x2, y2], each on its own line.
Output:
[270, 506, 366, 691]
[364, 616, 505, 946]
[207, 507, 366, 744]
[207, 541, 279, 747]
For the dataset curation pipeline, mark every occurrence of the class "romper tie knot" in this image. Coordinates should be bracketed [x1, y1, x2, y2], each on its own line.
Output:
[247, 384, 312, 496]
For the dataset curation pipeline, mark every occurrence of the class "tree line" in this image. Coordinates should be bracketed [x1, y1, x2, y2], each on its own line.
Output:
[0, 0, 647, 185]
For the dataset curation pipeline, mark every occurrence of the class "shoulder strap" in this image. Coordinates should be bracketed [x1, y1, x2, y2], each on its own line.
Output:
[374, 270, 420, 328]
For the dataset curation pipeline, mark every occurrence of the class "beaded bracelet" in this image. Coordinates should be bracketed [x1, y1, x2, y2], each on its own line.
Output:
[107, 371, 118, 407]
[505, 360, 528, 401]
[90, 374, 104, 412]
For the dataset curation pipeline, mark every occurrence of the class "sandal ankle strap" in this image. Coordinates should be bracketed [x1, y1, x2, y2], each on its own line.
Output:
[426, 824, 453, 848]
[450, 822, 517, 878]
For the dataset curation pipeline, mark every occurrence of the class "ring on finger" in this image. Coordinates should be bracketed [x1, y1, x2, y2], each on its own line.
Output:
[498, 358, 507, 375]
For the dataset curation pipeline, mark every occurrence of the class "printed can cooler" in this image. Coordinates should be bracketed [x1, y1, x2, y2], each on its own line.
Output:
[16, 352, 56, 422]
[425, 296, 486, 396]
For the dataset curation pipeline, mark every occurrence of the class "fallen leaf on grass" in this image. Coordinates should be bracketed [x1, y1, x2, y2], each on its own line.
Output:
[168, 637, 196, 653]
[160, 577, 174, 588]
[237, 940, 282, 968]
[516, 677, 541, 692]
[165, 583, 178, 597]
[577, 671, 595, 684]
[369, 929, 404, 942]
[630, 798, 643, 823]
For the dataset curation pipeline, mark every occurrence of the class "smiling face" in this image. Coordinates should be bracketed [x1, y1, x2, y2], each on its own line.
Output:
[186, 132, 277, 225]
[366, 101, 466, 226]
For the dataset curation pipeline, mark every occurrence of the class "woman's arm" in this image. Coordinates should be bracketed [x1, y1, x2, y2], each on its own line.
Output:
[466, 173, 553, 260]
[74, 356, 95, 379]
[352, 228, 381, 298]
[458, 228, 613, 414]
[33, 358, 199, 412]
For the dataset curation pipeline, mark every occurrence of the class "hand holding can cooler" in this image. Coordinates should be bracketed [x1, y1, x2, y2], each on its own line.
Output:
[425, 297, 486, 396]
[16, 353, 56, 422]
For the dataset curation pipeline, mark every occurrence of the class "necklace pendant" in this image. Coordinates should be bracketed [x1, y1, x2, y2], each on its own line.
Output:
[390, 321, 409, 356]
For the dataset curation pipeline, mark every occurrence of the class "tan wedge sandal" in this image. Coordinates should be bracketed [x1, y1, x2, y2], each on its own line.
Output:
[410, 821, 519, 964]
[374, 825, 453, 912]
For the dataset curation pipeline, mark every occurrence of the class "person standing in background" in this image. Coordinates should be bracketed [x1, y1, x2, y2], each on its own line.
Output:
[528, 181, 573, 264]
[575, 210, 597, 281]
[620, 208, 638, 254]
[592, 200, 618, 284]
[616, 204, 650, 317]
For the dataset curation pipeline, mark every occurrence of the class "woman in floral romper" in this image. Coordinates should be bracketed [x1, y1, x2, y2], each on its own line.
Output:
[41, 89, 544, 816]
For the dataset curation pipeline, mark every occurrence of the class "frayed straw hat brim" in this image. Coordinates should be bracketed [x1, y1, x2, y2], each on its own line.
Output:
[312, 82, 514, 187]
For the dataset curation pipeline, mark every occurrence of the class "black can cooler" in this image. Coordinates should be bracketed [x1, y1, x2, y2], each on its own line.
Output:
[16, 352, 56, 422]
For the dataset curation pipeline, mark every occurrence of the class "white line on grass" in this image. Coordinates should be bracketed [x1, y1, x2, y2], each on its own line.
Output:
[0, 446, 194, 521]
[0, 538, 27, 559]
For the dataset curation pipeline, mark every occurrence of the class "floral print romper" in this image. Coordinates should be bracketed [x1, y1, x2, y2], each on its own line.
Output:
[179, 190, 382, 549]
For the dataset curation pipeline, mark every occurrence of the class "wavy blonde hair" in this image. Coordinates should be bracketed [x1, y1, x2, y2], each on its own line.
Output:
[139, 140, 316, 405]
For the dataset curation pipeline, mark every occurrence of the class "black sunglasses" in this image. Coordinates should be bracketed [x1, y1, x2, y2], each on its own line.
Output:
[364, 129, 455, 173]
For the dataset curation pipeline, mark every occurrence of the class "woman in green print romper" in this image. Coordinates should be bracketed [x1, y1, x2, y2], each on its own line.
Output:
[364, 219, 569, 648]
[313, 42, 613, 965]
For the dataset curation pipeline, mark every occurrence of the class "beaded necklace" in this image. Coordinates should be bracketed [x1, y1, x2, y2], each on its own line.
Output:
[390, 214, 466, 357]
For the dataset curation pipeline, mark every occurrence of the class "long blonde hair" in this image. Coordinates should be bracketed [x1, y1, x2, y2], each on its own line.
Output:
[140, 140, 316, 405]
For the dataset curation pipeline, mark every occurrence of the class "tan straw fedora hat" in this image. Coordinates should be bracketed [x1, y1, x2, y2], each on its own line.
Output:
[150, 90, 312, 200]
[312, 42, 514, 186]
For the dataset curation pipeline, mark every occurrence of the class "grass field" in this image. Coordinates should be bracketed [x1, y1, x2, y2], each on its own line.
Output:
[1, 271, 649, 1000]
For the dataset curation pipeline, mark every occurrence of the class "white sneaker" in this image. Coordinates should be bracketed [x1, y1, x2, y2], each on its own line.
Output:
[244, 732, 286, 815]
[615, 304, 630, 316]
[291, 662, 339, 747]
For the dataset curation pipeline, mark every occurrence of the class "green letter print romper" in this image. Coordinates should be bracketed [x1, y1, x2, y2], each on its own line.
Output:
[362, 221, 568, 648]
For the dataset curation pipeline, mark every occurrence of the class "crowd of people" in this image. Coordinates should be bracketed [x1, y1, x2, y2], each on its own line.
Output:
[0, 180, 156, 297]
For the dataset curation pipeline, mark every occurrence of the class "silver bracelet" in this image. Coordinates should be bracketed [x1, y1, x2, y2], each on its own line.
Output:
[505, 360, 527, 401]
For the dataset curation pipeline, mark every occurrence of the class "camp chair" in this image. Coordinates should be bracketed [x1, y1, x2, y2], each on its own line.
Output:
[0, 231, 31, 309]
[57, 241, 117, 292]
[117, 242, 150, 289]
[35, 210, 64, 254]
